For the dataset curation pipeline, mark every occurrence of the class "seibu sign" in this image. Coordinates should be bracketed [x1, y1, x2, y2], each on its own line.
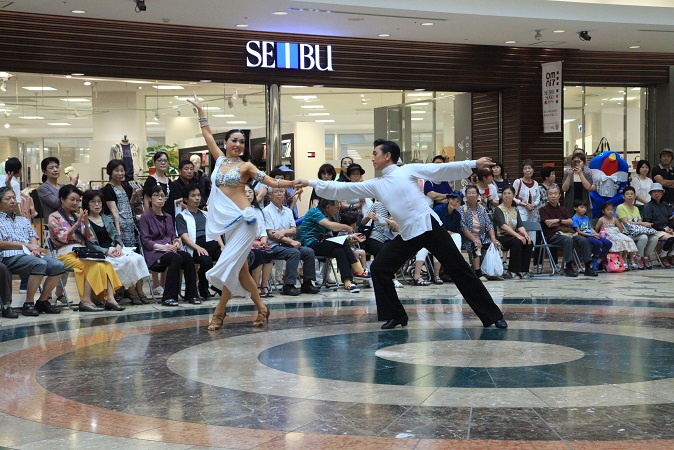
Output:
[246, 41, 333, 71]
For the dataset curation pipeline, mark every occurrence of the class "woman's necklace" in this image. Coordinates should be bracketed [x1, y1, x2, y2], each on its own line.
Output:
[224, 156, 242, 164]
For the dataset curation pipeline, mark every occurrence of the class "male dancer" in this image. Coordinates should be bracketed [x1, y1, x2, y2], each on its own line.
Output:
[295, 140, 507, 329]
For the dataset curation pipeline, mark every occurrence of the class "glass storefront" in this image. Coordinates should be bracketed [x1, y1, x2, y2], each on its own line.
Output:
[563, 85, 647, 170]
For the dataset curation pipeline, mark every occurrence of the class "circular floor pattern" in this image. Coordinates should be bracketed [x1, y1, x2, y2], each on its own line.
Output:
[374, 340, 586, 367]
[2, 307, 672, 444]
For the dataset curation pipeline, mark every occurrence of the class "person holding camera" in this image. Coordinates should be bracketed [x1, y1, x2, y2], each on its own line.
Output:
[562, 150, 596, 217]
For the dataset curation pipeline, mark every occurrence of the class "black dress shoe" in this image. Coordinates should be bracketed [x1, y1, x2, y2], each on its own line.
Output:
[584, 267, 598, 277]
[2, 307, 19, 319]
[104, 301, 126, 311]
[21, 303, 39, 317]
[300, 283, 321, 294]
[381, 316, 409, 329]
[564, 267, 578, 277]
[188, 297, 202, 305]
[281, 285, 301, 296]
[494, 319, 508, 329]
[35, 300, 61, 314]
[78, 303, 104, 312]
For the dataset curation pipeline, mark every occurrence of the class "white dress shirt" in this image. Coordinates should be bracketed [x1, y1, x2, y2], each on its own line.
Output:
[262, 203, 295, 248]
[309, 161, 475, 240]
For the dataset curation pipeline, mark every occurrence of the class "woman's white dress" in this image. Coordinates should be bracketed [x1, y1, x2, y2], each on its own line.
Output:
[105, 249, 150, 288]
[205, 156, 258, 296]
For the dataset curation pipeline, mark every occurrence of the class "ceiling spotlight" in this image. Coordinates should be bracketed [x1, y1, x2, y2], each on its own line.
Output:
[242, 95, 248, 107]
[176, 108, 182, 116]
[0, 80, 6, 92]
[579, 31, 591, 41]
[154, 110, 161, 120]
[135, 0, 147, 13]
[227, 97, 234, 109]
[534, 29, 542, 41]
[231, 90, 239, 100]
[3, 123, 9, 129]
[3, 112, 8, 119]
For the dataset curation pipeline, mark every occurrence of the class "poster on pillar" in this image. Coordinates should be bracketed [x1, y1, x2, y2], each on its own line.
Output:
[542, 61, 562, 133]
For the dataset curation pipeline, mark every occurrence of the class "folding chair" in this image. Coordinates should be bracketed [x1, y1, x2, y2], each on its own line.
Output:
[523, 221, 562, 276]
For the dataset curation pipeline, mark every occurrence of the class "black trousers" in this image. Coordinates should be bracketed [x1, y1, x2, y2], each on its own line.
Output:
[363, 238, 389, 257]
[370, 218, 503, 325]
[191, 239, 221, 295]
[152, 251, 197, 301]
[497, 235, 534, 273]
[309, 239, 357, 282]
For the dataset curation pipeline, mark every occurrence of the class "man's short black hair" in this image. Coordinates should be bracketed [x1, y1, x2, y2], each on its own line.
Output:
[373, 139, 401, 164]
[179, 159, 194, 170]
[4, 157, 21, 175]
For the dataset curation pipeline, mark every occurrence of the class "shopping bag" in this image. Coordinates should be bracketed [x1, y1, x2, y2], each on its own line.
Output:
[593, 137, 611, 156]
[481, 244, 504, 277]
[605, 252, 626, 273]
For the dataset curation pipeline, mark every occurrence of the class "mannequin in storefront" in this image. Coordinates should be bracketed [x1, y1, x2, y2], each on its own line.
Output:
[64, 166, 85, 191]
[190, 154, 211, 207]
[110, 135, 144, 182]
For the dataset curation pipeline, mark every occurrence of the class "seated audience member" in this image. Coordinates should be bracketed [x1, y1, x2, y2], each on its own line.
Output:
[138, 185, 199, 306]
[492, 162, 510, 196]
[1, 157, 23, 215]
[572, 200, 611, 272]
[310, 164, 337, 208]
[102, 159, 139, 247]
[176, 185, 224, 299]
[631, 159, 653, 209]
[48, 185, 125, 312]
[459, 185, 503, 281]
[642, 182, 674, 267]
[256, 167, 301, 215]
[616, 186, 659, 269]
[263, 187, 320, 295]
[594, 201, 638, 269]
[493, 186, 534, 279]
[298, 199, 368, 293]
[82, 189, 150, 305]
[245, 183, 274, 298]
[424, 155, 454, 208]
[512, 159, 540, 242]
[167, 159, 197, 217]
[475, 167, 500, 211]
[0, 187, 66, 316]
[0, 262, 18, 318]
[539, 186, 595, 277]
[431, 191, 464, 283]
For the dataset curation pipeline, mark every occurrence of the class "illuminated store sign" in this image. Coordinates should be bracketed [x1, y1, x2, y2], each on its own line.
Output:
[246, 41, 333, 71]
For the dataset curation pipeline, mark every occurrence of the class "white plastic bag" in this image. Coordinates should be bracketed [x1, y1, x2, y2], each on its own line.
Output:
[480, 244, 503, 277]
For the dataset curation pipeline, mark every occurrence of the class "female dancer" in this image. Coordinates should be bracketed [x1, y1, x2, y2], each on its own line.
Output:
[187, 95, 295, 330]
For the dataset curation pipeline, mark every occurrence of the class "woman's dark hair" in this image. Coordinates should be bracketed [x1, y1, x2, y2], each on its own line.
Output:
[269, 168, 285, 179]
[250, 143, 266, 170]
[153, 151, 168, 162]
[318, 198, 339, 213]
[106, 159, 125, 178]
[493, 162, 504, 174]
[464, 184, 479, 195]
[432, 155, 445, 163]
[501, 186, 515, 195]
[477, 167, 493, 181]
[373, 139, 401, 165]
[224, 129, 250, 162]
[340, 212, 357, 226]
[4, 157, 21, 175]
[82, 189, 103, 212]
[541, 166, 555, 180]
[623, 185, 636, 194]
[601, 201, 615, 213]
[340, 156, 353, 166]
[150, 185, 165, 196]
[41, 156, 60, 182]
[317, 163, 337, 180]
[522, 159, 535, 170]
[572, 153, 587, 163]
[245, 181, 260, 209]
[58, 184, 83, 200]
[636, 160, 650, 175]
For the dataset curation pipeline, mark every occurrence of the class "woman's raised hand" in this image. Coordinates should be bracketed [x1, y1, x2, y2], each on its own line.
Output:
[185, 92, 202, 112]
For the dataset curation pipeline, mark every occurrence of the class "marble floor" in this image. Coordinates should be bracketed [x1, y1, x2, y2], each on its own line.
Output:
[1, 267, 673, 449]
